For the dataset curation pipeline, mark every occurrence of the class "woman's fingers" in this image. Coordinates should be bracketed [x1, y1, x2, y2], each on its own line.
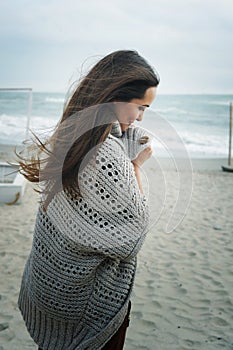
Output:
[132, 146, 152, 166]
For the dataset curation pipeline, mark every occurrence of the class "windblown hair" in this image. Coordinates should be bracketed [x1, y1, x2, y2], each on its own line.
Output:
[18, 50, 160, 208]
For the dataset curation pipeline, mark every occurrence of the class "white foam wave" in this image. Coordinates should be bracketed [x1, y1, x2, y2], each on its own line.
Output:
[0, 113, 59, 144]
[151, 129, 228, 158]
[45, 97, 65, 103]
[155, 107, 188, 114]
[206, 100, 231, 107]
[183, 136, 228, 157]
[0, 114, 27, 144]
[30, 115, 59, 129]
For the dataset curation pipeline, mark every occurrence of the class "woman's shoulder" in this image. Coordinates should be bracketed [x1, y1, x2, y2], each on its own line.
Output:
[80, 134, 130, 183]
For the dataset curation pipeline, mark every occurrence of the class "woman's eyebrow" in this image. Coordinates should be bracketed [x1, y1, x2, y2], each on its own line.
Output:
[142, 104, 150, 107]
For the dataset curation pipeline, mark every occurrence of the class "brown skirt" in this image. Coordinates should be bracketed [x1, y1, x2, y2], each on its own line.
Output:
[101, 300, 131, 350]
[38, 301, 131, 350]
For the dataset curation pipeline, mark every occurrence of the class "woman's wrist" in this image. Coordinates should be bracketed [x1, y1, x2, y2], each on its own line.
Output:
[132, 161, 143, 193]
[132, 160, 142, 168]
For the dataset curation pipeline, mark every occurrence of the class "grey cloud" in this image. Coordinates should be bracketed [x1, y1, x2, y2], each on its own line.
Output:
[0, 0, 232, 92]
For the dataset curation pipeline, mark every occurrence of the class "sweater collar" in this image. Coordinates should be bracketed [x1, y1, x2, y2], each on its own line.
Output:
[110, 121, 123, 138]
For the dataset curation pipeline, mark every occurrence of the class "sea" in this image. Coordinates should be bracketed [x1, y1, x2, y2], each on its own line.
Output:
[0, 90, 232, 158]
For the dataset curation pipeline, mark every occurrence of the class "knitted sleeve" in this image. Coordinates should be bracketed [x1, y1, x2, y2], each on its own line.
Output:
[46, 136, 149, 261]
[121, 125, 152, 160]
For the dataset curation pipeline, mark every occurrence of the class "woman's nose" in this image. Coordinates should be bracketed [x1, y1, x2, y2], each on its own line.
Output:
[136, 113, 143, 122]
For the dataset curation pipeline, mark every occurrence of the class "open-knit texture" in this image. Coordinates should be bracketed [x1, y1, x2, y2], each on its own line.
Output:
[18, 129, 150, 350]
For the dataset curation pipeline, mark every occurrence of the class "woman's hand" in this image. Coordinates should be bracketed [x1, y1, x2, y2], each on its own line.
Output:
[132, 146, 153, 167]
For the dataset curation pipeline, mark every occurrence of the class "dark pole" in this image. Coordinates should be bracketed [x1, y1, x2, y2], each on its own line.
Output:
[228, 102, 232, 166]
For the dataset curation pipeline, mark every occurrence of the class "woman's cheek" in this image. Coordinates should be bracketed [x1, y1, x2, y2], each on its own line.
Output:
[127, 105, 140, 123]
[116, 103, 140, 125]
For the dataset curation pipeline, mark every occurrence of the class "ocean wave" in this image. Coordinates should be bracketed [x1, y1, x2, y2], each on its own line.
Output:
[151, 130, 228, 157]
[0, 108, 230, 157]
[154, 107, 207, 118]
[0, 114, 27, 144]
[206, 100, 231, 106]
[155, 107, 188, 115]
[45, 97, 65, 103]
[190, 131, 227, 155]
[0, 113, 58, 144]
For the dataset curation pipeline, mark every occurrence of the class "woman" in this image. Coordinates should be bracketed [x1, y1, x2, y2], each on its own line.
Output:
[18, 50, 159, 350]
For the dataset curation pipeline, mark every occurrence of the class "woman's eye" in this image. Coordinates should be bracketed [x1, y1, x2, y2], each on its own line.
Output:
[138, 106, 145, 112]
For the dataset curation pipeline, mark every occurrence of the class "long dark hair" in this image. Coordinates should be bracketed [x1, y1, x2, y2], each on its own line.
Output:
[18, 50, 160, 208]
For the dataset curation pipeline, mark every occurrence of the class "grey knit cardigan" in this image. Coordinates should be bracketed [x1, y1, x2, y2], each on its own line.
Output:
[18, 127, 150, 350]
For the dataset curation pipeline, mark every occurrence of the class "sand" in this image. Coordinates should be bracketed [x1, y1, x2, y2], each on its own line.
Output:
[0, 152, 233, 350]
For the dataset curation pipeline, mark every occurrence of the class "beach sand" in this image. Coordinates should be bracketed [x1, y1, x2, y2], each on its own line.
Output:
[0, 154, 233, 350]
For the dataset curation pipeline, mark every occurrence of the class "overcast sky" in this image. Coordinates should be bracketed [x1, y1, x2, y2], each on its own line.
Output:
[0, 0, 233, 94]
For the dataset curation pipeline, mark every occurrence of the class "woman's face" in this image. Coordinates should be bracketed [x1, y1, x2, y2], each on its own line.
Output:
[115, 86, 157, 131]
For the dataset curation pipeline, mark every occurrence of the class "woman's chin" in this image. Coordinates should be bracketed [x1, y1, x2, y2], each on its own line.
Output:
[120, 123, 133, 132]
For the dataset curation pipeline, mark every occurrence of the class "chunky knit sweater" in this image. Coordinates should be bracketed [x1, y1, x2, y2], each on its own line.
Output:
[18, 126, 150, 350]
